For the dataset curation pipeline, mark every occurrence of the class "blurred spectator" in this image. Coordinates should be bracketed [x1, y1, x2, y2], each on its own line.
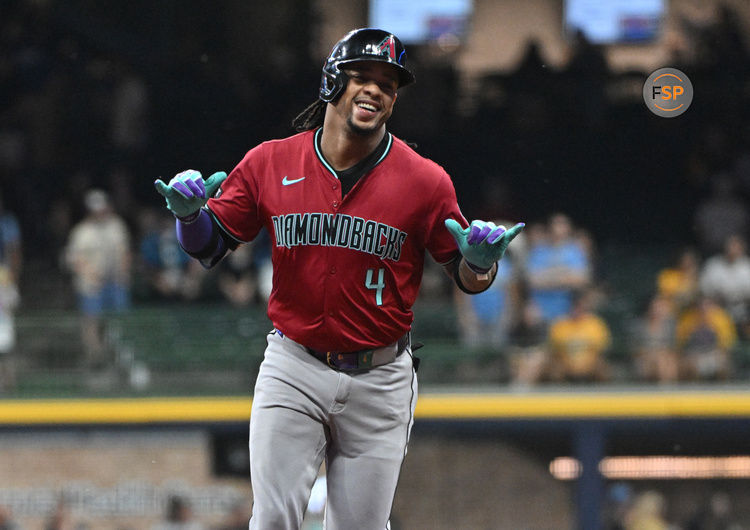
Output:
[0, 266, 20, 393]
[526, 213, 591, 323]
[508, 298, 549, 386]
[699, 234, 750, 338]
[603, 482, 633, 530]
[630, 295, 679, 384]
[218, 244, 257, 308]
[151, 495, 204, 530]
[453, 223, 522, 350]
[676, 295, 736, 381]
[0, 191, 22, 285]
[547, 288, 612, 383]
[656, 247, 700, 313]
[0, 191, 22, 392]
[623, 490, 670, 530]
[138, 207, 205, 302]
[64, 189, 132, 368]
[694, 174, 748, 256]
[685, 490, 742, 530]
[0, 505, 19, 530]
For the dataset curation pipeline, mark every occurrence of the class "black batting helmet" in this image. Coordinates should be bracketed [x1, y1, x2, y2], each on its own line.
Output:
[319, 28, 415, 102]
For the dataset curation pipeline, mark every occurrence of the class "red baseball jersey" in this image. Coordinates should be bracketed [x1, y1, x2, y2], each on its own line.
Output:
[207, 128, 467, 352]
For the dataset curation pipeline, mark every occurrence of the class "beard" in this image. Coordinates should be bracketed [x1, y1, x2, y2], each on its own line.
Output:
[346, 115, 381, 137]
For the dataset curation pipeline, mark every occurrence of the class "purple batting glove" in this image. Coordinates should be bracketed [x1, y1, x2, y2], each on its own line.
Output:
[467, 220, 506, 245]
[445, 218, 524, 271]
[172, 170, 206, 199]
[155, 169, 228, 219]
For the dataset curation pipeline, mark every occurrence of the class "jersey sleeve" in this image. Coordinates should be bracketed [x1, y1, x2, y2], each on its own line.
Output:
[206, 145, 264, 244]
[425, 170, 467, 265]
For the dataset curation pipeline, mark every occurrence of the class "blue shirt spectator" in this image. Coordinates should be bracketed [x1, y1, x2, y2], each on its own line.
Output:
[526, 213, 590, 322]
[138, 207, 204, 301]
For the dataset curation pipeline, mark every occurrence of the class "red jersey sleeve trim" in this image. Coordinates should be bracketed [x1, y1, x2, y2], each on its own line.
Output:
[205, 205, 250, 244]
[438, 251, 462, 267]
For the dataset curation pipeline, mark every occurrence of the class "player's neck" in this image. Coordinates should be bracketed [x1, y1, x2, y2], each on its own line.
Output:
[319, 116, 386, 171]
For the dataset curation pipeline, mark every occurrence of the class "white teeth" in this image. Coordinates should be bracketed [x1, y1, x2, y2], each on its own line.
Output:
[358, 103, 377, 111]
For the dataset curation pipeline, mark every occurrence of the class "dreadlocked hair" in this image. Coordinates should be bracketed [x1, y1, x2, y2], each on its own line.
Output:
[292, 99, 326, 132]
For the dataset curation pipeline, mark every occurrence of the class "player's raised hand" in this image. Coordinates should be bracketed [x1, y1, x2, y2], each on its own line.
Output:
[445, 218, 525, 271]
[154, 169, 227, 219]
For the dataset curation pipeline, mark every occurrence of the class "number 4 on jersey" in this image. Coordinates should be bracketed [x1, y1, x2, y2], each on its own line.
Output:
[365, 268, 385, 306]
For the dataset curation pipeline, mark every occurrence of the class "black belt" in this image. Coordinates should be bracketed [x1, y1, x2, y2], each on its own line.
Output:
[277, 330, 410, 372]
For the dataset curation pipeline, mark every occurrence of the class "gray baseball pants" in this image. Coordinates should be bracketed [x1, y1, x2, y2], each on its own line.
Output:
[248, 330, 418, 530]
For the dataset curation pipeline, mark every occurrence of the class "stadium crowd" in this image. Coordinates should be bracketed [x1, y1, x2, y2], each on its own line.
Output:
[1, 1, 750, 390]
[454, 210, 750, 386]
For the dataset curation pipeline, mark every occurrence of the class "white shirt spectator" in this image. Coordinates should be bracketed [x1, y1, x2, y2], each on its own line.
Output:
[700, 234, 750, 325]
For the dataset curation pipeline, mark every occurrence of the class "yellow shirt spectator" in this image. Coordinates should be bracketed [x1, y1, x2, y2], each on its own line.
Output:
[675, 296, 736, 380]
[656, 248, 699, 312]
[676, 299, 736, 352]
[549, 311, 611, 380]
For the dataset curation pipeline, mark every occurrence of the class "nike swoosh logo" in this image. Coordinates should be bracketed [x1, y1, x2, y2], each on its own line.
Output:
[282, 176, 306, 186]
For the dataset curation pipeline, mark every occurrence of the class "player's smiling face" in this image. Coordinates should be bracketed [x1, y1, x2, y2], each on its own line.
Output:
[336, 61, 399, 136]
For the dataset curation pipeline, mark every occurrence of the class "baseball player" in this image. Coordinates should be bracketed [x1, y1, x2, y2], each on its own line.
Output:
[155, 28, 524, 530]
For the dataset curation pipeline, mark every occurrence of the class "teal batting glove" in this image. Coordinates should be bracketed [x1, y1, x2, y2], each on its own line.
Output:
[154, 169, 227, 219]
[445, 218, 525, 272]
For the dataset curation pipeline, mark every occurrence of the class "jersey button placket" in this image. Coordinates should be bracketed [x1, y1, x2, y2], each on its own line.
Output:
[323, 184, 340, 321]
[326, 266, 336, 316]
[323, 247, 335, 319]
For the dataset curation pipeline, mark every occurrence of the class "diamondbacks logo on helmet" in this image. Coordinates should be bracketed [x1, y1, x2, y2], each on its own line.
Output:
[376, 36, 396, 61]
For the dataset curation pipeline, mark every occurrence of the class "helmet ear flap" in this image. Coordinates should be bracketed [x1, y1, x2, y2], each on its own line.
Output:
[319, 68, 349, 103]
